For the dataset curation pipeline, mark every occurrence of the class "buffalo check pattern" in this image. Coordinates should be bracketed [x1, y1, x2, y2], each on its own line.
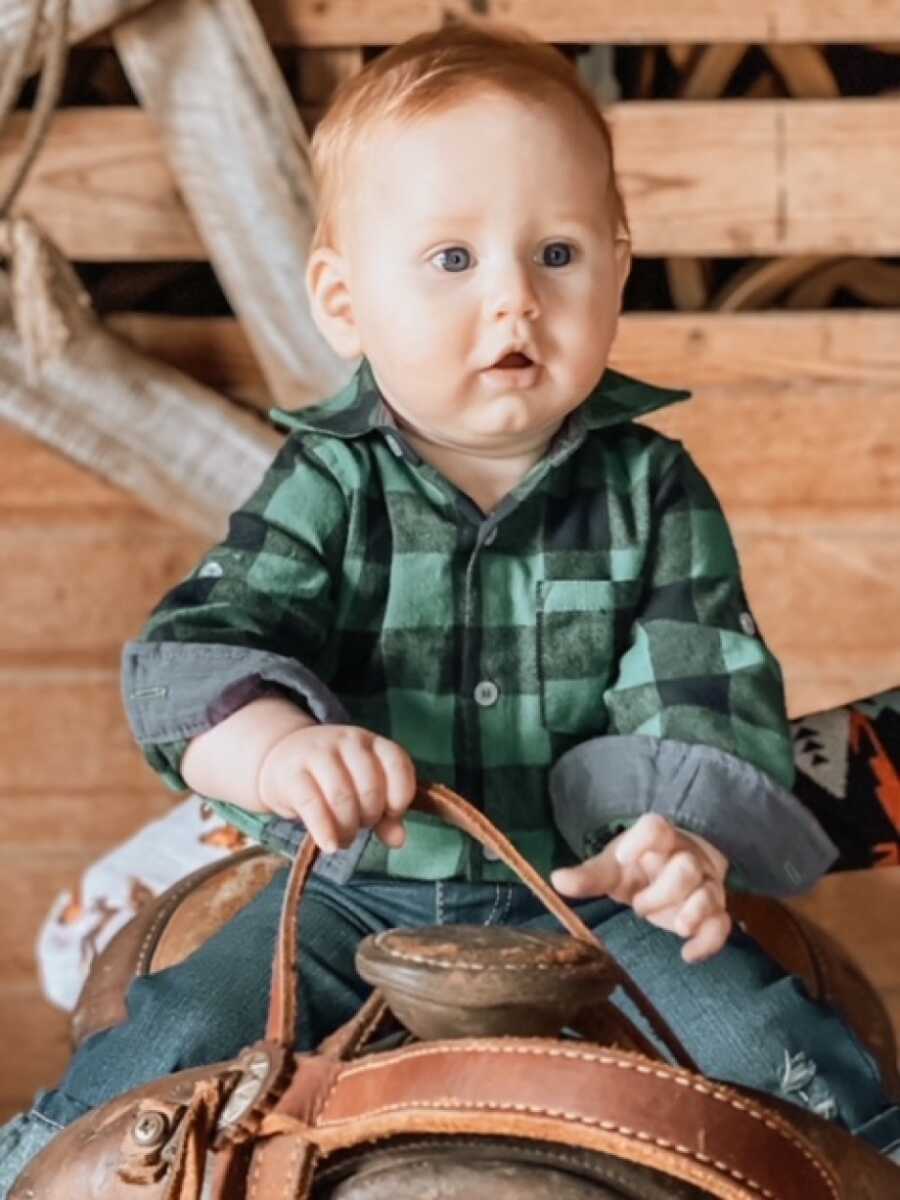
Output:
[127, 358, 795, 882]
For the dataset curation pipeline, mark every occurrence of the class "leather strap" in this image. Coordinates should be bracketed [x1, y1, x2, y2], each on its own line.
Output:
[265, 783, 697, 1070]
[259, 1039, 841, 1200]
[266, 830, 318, 1048]
[414, 784, 615, 943]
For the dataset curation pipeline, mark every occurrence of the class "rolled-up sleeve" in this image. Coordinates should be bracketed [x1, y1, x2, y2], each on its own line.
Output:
[121, 435, 350, 791]
[549, 445, 838, 895]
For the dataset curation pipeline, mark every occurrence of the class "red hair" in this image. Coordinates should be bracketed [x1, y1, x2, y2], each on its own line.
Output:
[308, 19, 628, 253]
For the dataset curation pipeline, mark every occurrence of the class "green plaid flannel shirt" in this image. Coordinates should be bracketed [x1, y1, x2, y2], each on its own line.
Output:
[124, 358, 810, 885]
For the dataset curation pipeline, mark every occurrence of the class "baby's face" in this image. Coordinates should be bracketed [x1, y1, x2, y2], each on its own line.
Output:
[312, 88, 630, 456]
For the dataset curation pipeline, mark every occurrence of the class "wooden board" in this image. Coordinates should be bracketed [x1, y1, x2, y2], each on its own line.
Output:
[609, 310, 900, 388]
[0, 789, 173, 851]
[0, 425, 137, 512]
[608, 100, 900, 256]
[628, 315, 900, 509]
[726, 527, 900, 717]
[105, 314, 298, 409]
[0, 990, 73, 1120]
[7, 101, 900, 259]
[0, 672, 173, 793]
[0, 110, 200, 260]
[251, 1, 900, 46]
[0, 512, 204, 659]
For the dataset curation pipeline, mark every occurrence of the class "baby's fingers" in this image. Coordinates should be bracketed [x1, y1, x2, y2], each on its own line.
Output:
[632, 849, 707, 918]
[670, 878, 726, 939]
[614, 813, 677, 868]
[681, 911, 732, 964]
[372, 736, 417, 817]
[374, 813, 406, 848]
[290, 770, 342, 854]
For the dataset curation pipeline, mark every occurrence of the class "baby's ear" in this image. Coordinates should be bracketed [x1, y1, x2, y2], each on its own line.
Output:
[305, 246, 362, 360]
[613, 235, 632, 301]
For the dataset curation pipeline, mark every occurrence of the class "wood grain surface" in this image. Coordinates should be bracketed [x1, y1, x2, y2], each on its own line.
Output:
[6, 100, 900, 260]
[251, 1, 900, 46]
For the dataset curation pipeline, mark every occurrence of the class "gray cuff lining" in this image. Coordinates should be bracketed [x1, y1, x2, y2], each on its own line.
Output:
[549, 735, 839, 896]
[121, 641, 351, 745]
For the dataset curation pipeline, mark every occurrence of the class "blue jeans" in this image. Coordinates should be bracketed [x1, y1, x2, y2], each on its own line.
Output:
[2, 873, 899, 1193]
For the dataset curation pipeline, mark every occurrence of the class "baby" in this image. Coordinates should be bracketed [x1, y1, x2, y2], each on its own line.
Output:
[2, 19, 898, 1193]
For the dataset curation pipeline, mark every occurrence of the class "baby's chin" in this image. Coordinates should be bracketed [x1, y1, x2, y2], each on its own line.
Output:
[451, 414, 568, 458]
[468, 389, 573, 437]
[406, 414, 554, 459]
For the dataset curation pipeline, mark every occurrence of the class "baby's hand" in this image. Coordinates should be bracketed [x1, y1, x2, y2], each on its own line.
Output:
[551, 813, 731, 964]
[257, 724, 416, 854]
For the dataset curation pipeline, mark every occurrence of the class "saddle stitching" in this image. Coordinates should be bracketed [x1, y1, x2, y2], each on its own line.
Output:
[135, 874, 204, 973]
[315, 1095, 820, 1200]
[370, 936, 602, 973]
[316, 1042, 839, 1199]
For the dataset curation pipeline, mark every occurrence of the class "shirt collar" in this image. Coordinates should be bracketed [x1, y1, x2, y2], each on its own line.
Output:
[269, 356, 691, 444]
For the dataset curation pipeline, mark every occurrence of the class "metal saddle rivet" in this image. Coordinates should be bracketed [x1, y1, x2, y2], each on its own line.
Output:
[131, 1111, 169, 1147]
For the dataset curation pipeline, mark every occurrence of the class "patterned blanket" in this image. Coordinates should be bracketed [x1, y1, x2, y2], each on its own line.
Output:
[792, 687, 900, 870]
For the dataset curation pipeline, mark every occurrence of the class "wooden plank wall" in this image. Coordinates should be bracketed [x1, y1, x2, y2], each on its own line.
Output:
[5, 99, 900, 259]
[1, 4, 899, 1125]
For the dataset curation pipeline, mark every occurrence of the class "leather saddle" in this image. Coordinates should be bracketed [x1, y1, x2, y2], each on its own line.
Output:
[16, 785, 900, 1199]
[72, 835, 900, 1098]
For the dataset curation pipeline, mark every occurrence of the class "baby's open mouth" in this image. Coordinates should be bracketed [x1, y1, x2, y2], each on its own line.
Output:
[491, 352, 533, 369]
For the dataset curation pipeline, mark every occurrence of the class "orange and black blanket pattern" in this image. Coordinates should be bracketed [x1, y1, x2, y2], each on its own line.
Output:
[791, 688, 900, 870]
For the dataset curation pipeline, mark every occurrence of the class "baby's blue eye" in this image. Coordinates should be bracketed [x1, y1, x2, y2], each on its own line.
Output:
[432, 243, 573, 271]
[434, 247, 471, 272]
[543, 242, 573, 267]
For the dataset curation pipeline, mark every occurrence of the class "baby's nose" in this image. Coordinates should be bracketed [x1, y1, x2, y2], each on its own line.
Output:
[486, 278, 541, 321]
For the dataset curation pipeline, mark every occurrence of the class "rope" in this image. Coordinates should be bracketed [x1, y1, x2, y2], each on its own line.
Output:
[0, 0, 48, 137]
[0, 0, 71, 220]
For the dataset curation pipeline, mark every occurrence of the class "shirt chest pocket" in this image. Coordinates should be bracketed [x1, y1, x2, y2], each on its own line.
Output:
[536, 578, 642, 735]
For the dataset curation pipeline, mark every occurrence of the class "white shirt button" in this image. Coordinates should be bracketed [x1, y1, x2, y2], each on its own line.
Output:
[739, 612, 756, 636]
[384, 434, 403, 457]
[198, 561, 224, 578]
[483, 844, 500, 861]
[473, 680, 500, 706]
